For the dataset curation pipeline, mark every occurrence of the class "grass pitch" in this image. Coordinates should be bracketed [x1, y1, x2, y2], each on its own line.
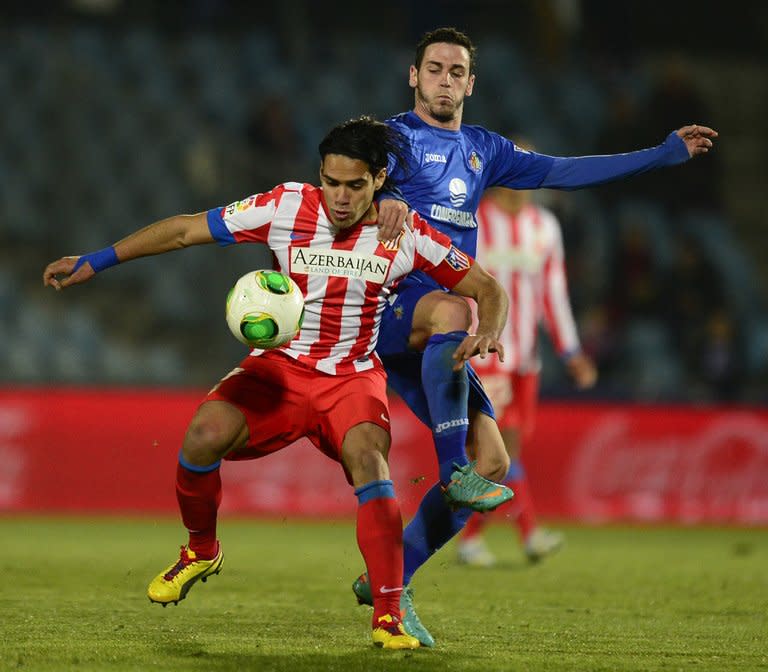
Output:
[1, 517, 766, 672]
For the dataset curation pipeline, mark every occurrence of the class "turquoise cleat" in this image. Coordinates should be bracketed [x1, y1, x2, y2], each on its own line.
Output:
[442, 461, 514, 512]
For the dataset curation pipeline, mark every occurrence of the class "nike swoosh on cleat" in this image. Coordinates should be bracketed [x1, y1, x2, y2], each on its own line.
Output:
[470, 488, 506, 501]
[446, 483, 507, 502]
[380, 586, 403, 593]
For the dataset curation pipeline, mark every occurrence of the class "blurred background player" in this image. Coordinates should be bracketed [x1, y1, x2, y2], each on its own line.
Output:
[42, 116, 509, 651]
[457, 144, 597, 567]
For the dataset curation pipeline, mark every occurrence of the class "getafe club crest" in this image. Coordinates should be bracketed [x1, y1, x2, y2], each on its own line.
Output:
[468, 150, 483, 174]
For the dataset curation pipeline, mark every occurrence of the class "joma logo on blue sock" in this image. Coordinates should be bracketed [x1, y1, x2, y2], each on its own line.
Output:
[434, 418, 470, 434]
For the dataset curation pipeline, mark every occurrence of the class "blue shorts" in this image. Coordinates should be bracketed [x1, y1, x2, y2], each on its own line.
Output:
[377, 280, 495, 426]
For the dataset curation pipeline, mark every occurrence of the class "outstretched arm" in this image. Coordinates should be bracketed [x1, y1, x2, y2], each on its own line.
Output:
[43, 212, 213, 290]
[540, 125, 718, 190]
[448, 262, 509, 371]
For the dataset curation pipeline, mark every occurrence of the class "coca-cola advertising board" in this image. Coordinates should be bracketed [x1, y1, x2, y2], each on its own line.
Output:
[1, 389, 766, 524]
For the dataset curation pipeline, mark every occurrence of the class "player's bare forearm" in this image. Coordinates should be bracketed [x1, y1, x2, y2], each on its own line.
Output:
[112, 213, 213, 262]
[43, 212, 213, 291]
[450, 263, 509, 369]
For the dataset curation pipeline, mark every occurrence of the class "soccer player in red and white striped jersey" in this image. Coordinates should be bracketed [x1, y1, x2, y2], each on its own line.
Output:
[205, 180, 474, 377]
[42, 116, 509, 650]
[458, 179, 597, 567]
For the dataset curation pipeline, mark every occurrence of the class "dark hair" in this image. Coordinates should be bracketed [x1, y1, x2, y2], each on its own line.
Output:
[415, 27, 476, 74]
[318, 115, 408, 193]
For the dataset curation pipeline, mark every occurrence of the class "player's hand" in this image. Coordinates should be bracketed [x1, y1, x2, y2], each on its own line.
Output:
[43, 256, 95, 290]
[376, 198, 413, 242]
[675, 124, 718, 157]
[566, 352, 597, 389]
[452, 334, 505, 371]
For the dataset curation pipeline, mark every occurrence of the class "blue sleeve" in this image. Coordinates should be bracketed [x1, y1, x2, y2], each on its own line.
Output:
[206, 207, 236, 246]
[540, 132, 690, 190]
[483, 132, 556, 189]
[378, 183, 406, 203]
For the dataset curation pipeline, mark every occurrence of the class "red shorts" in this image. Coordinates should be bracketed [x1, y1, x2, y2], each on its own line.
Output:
[479, 370, 540, 443]
[205, 351, 390, 465]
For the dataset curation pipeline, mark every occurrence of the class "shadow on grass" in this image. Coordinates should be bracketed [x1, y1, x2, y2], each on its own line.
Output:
[157, 645, 481, 672]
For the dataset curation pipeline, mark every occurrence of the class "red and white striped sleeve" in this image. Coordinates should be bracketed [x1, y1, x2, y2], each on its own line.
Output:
[540, 208, 581, 357]
[206, 182, 303, 246]
[408, 215, 474, 288]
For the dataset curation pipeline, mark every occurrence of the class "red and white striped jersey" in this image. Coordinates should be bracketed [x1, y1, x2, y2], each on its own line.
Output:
[474, 199, 580, 374]
[207, 182, 472, 375]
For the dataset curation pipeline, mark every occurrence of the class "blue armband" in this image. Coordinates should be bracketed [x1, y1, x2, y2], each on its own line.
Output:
[72, 246, 120, 273]
[541, 132, 690, 190]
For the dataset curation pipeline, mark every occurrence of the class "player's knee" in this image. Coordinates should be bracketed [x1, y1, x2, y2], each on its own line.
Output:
[341, 423, 391, 485]
[182, 418, 231, 466]
[429, 294, 472, 334]
[412, 293, 472, 345]
[344, 449, 390, 486]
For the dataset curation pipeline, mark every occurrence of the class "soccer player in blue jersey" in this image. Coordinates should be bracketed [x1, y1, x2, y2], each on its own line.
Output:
[354, 27, 718, 647]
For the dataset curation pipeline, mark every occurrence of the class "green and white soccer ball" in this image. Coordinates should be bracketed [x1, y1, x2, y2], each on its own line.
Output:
[225, 270, 305, 349]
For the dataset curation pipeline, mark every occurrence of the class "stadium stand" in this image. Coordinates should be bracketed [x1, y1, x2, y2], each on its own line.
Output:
[3, 8, 766, 401]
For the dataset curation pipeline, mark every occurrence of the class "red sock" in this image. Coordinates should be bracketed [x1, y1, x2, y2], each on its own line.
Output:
[460, 477, 537, 543]
[175, 462, 222, 559]
[461, 511, 489, 540]
[504, 477, 537, 542]
[356, 496, 403, 624]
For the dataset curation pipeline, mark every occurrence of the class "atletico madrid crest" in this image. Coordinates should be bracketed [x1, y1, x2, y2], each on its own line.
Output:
[445, 246, 471, 271]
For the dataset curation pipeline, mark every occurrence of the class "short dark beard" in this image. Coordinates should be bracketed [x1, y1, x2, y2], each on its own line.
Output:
[428, 106, 456, 123]
[416, 84, 462, 124]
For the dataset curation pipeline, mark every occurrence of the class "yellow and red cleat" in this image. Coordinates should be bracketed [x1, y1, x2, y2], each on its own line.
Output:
[147, 542, 223, 606]
[371, 613, 420, 650]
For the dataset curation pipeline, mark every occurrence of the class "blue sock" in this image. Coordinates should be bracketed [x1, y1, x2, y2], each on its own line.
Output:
[402, 483, 472, 585]
[422, 331, 470, 484]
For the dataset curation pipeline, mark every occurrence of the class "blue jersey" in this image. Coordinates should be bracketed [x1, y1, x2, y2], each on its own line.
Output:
[385, 111, 689, 290]
[386, 111, 554, 262]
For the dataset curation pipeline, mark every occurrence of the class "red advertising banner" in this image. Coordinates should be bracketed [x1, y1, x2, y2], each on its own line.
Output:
[1, 389, 767, 524]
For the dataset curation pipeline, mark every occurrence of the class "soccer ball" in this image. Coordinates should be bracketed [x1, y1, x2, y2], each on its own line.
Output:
[225, 270, 305, 349]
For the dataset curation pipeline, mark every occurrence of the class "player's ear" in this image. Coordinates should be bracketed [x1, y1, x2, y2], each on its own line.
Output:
[408, 65, 418, 89]
[373, 167, 387, 191]
[465, 73, 475, 97]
